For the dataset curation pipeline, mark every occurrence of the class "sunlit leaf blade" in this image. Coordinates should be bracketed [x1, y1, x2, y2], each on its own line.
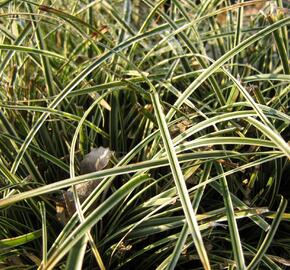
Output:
[150, 90, 211, 269]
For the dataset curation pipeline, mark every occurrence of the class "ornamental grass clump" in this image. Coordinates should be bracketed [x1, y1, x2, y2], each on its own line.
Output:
[0, 1, 290, 269]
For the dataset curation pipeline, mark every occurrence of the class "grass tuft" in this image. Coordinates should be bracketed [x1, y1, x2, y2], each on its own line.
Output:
[0, 1, 290, 269]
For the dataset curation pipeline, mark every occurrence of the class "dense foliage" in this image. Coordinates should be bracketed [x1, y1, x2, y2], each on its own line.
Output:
[0, 0, 290, 269]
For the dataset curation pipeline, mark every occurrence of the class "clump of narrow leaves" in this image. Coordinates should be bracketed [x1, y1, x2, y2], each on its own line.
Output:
[0, 0, 290, 269]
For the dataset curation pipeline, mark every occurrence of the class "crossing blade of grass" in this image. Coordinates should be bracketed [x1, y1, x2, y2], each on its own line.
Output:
[0, 150, 238, 208]
[0, 103, 109, 138]
[225, 71, 273, 128]
[0, 23, 32, 77]
[9, 16, 182, 176]
[231, 0, 244, 76]
[189, 153, 284, 195]
[247, 196, 287, 270]
[65, 236, 88, 270]
[159, 162, 212, 270]
[42, 174, 149, 270]
[215, 163, 245, 270]
[173, 137, 277, 154]
[0, 110, 44, 182]
[68, 91, 112, 270]
[108, 187, 176, 262]
[143, 0, 227, 106]
[0, 229, 42, 250]
[246, 117, 290, 159]
[209, 180, 270, 232]
[166, 16, 290, 121]
[169, 110, 259, 147]
[38, 201, 47, 268]
[0, 44, 66, 60]
[150, 90, 211, 270]
[189, 52, 276, 128]
[242, 243, 282, 269]
[127, 0, 165, 59]
[266, 10, 290, 75]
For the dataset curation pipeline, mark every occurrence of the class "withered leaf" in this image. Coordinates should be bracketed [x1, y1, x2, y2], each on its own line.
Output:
[56, 147, 113, 224]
